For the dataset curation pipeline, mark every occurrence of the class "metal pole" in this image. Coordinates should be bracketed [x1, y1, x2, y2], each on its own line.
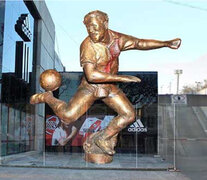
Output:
[173, 103, 176, 170]
[169, 82, 172, 94]
[177, 74, 179, 94]
[195, 81, 201, 94]
[174, 70, 183, 94]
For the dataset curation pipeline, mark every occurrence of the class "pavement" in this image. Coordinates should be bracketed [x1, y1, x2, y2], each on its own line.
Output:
[0, 152, 192, 180]
[0, 166, 191, 180]
[0, 152, 172, 169]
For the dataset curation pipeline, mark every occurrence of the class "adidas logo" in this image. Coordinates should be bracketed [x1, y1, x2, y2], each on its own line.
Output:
[128, 119, 147, 132]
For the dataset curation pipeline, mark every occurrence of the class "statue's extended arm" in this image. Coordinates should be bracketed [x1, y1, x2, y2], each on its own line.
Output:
[118, 32, 181, 51]
[83, 63, 141, 83]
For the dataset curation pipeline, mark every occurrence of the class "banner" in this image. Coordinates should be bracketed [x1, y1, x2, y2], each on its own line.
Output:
[45, 115, 114, 147]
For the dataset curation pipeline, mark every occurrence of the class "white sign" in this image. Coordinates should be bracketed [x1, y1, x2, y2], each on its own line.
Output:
[171, 95, 187, 104]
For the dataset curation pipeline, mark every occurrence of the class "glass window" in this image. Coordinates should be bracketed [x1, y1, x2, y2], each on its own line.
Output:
[1, 0, 35, 157]
[44, 71, 159, 168]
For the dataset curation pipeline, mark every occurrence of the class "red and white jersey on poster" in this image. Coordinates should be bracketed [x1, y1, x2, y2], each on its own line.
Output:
[72, 117, 101, 146]
[79, 117, 101, 133]
[71, 116, 114, 146]
[45, 115, 59, 146]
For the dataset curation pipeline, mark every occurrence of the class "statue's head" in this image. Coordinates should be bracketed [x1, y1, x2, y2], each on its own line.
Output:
[83, 10, 109, 43]
[83, 10, 108, 25]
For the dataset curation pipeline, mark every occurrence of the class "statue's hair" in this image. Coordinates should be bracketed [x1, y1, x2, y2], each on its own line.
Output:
[83, 10, 108, 24]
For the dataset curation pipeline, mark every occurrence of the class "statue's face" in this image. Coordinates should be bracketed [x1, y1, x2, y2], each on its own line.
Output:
[85, 17, 107, 43]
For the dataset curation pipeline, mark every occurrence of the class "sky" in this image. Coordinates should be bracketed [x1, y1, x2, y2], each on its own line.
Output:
[45, 0, 207, 94]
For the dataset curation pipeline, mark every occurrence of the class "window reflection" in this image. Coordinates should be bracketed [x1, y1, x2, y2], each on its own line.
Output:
[1, 0, 35, 156]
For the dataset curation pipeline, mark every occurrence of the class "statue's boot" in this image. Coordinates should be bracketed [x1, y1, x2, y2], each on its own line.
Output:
[30, 91, 53, 104]
[94, 131, 116, 155]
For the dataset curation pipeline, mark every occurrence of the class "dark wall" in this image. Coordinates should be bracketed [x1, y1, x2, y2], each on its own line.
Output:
[46, 71, 158, 154]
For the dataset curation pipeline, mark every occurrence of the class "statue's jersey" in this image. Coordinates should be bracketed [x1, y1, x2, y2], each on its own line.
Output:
[80, 29, 121, 74]
[79, 30, 122, 98]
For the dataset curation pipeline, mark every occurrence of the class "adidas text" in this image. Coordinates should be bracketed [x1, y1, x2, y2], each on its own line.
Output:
[128, 119, 147, 132]
[128, 127, 147, 132]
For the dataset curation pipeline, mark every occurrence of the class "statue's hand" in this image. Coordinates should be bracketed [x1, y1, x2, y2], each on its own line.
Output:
[121, 75, 141, 83]
[168, 38, 181, 49]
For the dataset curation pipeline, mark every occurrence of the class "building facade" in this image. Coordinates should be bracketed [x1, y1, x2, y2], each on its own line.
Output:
[0, 0, 64, 157]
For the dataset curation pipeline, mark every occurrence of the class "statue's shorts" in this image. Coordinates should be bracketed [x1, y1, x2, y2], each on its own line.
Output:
[78, 78, 122, 99]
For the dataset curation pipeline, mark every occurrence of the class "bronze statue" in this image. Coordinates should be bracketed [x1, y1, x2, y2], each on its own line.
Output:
[30, 10, 181, 164]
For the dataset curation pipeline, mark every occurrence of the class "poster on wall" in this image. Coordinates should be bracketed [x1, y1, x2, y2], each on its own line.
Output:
[45, 71, 158, 153]
[45, 115, 114, 147]
[45, 115, 59, 146]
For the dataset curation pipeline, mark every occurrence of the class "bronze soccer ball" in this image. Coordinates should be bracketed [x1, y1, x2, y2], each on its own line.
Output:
[40, 69, 62, 91]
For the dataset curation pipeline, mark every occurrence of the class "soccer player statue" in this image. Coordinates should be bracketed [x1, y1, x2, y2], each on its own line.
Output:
[30, 10, 181, 164]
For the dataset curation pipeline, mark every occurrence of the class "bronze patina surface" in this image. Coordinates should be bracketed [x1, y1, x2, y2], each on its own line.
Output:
[30, 10, 181, 164]
[40, 69, 62, 91]
[83, 131, 118, 164]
